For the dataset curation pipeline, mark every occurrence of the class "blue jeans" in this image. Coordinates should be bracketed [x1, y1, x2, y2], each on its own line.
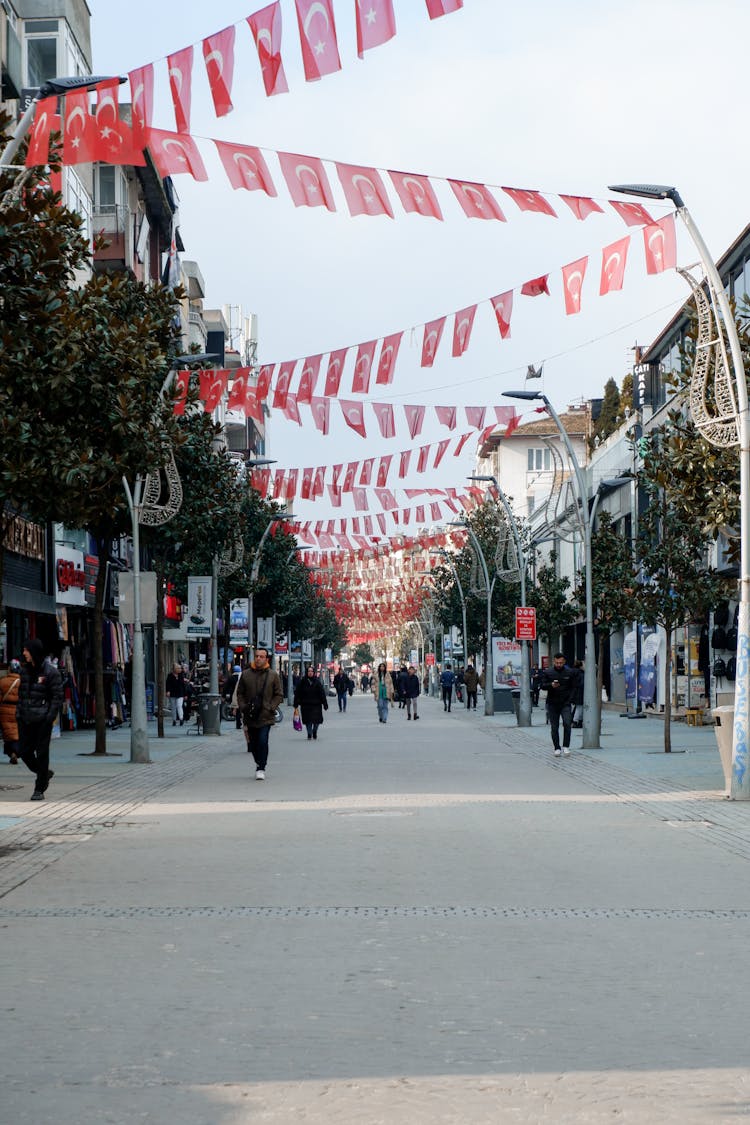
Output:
[377, 697, 389, 723]
[337, 691, 347, 712]
[247, 722, 271, 768]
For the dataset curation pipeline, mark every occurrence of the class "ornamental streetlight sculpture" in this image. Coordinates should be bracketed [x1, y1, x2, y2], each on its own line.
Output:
[610, 183, 750, 797]
[448, 519, 495, 716]
[502, 390, 600, 748]
[248, 510, 291, 655]
[429, 547, 469, 691]
[469, 475, 532, 727]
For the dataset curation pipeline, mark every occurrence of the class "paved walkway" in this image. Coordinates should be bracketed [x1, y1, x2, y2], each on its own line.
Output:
[2, 695, 749, 1123]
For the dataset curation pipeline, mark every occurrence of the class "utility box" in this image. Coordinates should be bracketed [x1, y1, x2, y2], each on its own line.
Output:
[198, 693, 222, 736]
[712, 706, 734, 795]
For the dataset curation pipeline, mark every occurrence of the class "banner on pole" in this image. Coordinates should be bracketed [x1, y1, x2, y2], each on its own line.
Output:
[186, 576, 211, 636]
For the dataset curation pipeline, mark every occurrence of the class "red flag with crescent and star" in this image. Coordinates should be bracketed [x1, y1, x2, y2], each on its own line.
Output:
[356, 0, 396, 57]
[375, 332, 402, 385]
[62, 90, 98, 165]
[425, 0, 463, 16]
[643, 215, 676, 274]
[25, 96, 58, 167]
[421, 317, 445, 367]
[336, 162, 394, 218]
[452, 305, 477, 356]
[295, 0, 342, 81]
[562, 256, 588, 315]
[147, 127, 208, 180]
[214, 140, 277, 194]
[324, 348, 348, 395]
[278, 150, 336, 210]
[167, 46, 193, 133]
[600, 236, 630, 295]
[247, 3, 289, 96]
[203, 25, 236, 117]
[94, 79, 143, 166]
[448, 180, 505, 221]
[128, 64, 154, 148]
[388, 170, 443, 219]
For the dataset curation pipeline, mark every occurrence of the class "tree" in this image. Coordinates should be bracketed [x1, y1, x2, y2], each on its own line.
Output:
[353, 643, 374, 667]
[637, 432, 728, 751]
[591, 377, 621, 448]
[533, 551, 577, 655]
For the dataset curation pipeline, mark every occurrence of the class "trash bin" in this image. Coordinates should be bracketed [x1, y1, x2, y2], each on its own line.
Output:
[198, 693, 222, 736]
[493, 686, 514, 713]
[712, 705, 734, 794]
[511, 689, 521, 721]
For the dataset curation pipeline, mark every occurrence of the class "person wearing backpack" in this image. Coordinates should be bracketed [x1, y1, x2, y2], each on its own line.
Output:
[440, 663, 456, 713]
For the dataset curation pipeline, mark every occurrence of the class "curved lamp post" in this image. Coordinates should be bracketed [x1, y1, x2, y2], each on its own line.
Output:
[468, 475, 532, 727]
[502, 390, 600, 748]
[430, 547, 469, 691]
[248, 510, 291, 655]
[610, 183, 750, 796]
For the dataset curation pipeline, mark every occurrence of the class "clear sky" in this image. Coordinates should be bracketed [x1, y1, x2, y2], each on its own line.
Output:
[88, 0, 750, 527]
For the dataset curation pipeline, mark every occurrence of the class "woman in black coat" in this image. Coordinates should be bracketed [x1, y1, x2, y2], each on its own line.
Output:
[293, 665, 328, 740]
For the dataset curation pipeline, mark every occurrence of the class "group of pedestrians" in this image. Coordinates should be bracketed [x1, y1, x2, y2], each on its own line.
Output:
[371, 662, 420, 722]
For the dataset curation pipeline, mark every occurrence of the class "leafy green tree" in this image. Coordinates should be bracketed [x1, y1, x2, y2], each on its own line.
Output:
[353, 642, 374, 667]
[533, 551, 577, 655]
[591, 377, 621, 448]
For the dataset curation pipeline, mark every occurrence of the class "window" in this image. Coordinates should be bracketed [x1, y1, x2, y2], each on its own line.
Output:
[65, 168, 92, 243]
[26, 35, 57, 86]
[94, 166, 118, 210]
[527, 447, 552, 472]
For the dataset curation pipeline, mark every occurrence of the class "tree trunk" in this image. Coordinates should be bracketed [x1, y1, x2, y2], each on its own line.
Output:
[663, 623, 672, 753]
[92, 536, 109, 755]
[156, 557, 165, 739]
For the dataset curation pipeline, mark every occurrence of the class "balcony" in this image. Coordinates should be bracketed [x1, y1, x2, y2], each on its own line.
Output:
[93, 204, 130, 271]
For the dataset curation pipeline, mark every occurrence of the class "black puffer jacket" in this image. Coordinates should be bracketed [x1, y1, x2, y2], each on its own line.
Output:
[17, 640, 63, 726]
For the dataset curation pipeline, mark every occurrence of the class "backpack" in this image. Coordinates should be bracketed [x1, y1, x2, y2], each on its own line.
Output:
[713, 657, 727, 679]
[711, 626, 727, 650]
[725, 626, 738, 652]
[714, 601, 730, 627]
[726, 656, 737, 681]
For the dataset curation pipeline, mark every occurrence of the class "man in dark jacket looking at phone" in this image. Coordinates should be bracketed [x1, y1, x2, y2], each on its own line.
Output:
[236, 647, 283, 781]
[540, 653, 576, 758]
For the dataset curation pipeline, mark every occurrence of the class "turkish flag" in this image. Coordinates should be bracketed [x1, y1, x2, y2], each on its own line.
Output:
[313, 466, 325, 496]
[337, 162, 394, 217]
[415, 505, 425, 523]
[278, 151, 336, 211]
[297, 354, 322, 404]
[359, 458, 374, 485]
[310, 396, 331, 434]
[341, 399, 367, 437]
[377, 456, 393, 486]
[375, 332, 402, 385]
[503, 187, 557, 217]
[295, 0, 342, 81]
[377, 514, 387, 535]
[167, 46, 193, 133]
[453, 432, 473, 456]
[399, 450, 412, 478]
[452, 305, 477, 356]
[273, 469, 285, 500]
[285, 469, 299, 500]
[405, 405, 426, 440]
[559, 194, 604, 220]
[92, 80, 143, 166]
[521, 275, 549, 297]
[609, 200, 654, 227]
[172, 370, 190, 416]
[421, 317, 445, 367]
[25, 96, 58, 166]
[418, 446, 431, 473]
[352, 340, 377, 393]
[226, 367, 252, 411]
[356, 0, 396, 55]
[62, 90, 98, 165]
[562, 256, 588, 315]
[449, 180, 505, 221]
[600, 235, 630, 294]
[643, 215, 676, 274]
[491, 291, 513, 338]
[375, 488, 397, 511]
[434, 439, 450, 468]
[203, 25, 235, 117]
[504, 413, 521, 438]
[373, 402, 396, 439]
[199, 369, 228, 412]
[300, 467, 313, 500]
[128, 64, 154, 147]
[214, 140, 276, 195]
[425, 0, 463, 16]
[343, 462, 358, 491]
[435, 406, 457, 430]
[251, 468, 271, 496]
[364, 515, 374, 535]
[388, 170, 443, 219]
[246, 390, 264, 423]
[273, 361, 296, 408]
[430, 502, 442, 520]
[247, 3, 289, 96]
[465, 406, 486, 429]
[256, 364, 275, 400]
[324, 348, 348, 395]
[147, 128, 208, 181]
[283, 394, 302, 425]
[331, 464, 342, 488]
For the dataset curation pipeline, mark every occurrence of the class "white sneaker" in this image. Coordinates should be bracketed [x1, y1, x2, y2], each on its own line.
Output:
[553, 749, 562, 757]
[562, 749, 571, 757]
[255, 769, 265, 780]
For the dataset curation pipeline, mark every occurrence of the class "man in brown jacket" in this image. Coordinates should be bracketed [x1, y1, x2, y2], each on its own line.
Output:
[236, 647, 283, 780]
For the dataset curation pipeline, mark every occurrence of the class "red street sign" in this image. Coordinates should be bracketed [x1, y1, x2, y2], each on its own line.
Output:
[515, 606, 536, 640]
[425, 653, 436, 666]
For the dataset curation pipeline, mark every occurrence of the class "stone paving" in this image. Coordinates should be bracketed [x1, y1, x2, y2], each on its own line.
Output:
[2, 696, 750, 1123]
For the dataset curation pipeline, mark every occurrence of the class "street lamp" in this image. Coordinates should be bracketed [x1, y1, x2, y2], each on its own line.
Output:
[0, 74, 126, 170]
[430, 548, 469, 696]
[469, 474, 532, 727]
[502, 389, 600, 748]
[448, 519, 495, 715]
[610, 184, 750, 797]
[248, 510, 291, 655]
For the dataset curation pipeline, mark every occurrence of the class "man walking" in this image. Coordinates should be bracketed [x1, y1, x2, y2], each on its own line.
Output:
[404, 665, 421, 720]
[333, 665, 348, 713]
[540, 653, 576, 757]
[440, 663, 455, 713]
[463, 663, 478, 710]
[17, 639, 63, 801]
[236, 647, 284, 780]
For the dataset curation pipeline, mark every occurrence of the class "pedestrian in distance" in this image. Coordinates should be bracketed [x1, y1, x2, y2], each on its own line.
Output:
[571, 660, 585, 728]
[236, 647, 284, 780]
[531, 663, 542, 707]
[396, 664, 409, 709]
[222, 664, 243, 729]
[404, 665, 421, 720]
[372, 662, 394, 723]
[463, 663, 479, 711]
[455, 666, 465, 704]
[0, 658, 22, 763]
[333, 665, 349, 713]
[17, 639, 63, 801]
[294, 664, 328, 740]
[440, 663, 455, 712]
[165, 663, 187, 726]
[539, 652, 576, 757]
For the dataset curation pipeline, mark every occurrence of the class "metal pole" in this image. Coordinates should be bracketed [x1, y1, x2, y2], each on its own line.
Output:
[287, 631, 294, 706]
[209, 556, 219, 695]
[123, 476, 149, 763]
[0, 97, 39, 169]
[463, 523, 494, 716]
[676, 207, 750, 797]
[541, 397, 600, 749]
